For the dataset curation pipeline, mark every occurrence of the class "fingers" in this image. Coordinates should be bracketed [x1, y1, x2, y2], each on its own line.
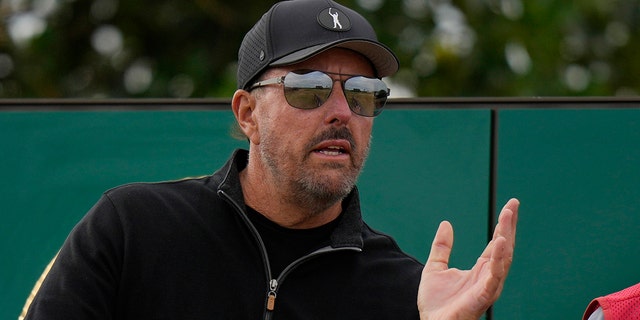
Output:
[506, 198, 519, 244]
[489, 236, 508, 280]
[423, 198, 519, 276]
[482, 236, 508, 304]
[495, 198, 519, 249]
[484, 199, 519, 296]
[424, 221, 454, 273]
[478, 198, 519, 270]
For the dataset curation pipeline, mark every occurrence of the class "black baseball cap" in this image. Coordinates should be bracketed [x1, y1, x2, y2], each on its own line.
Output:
[237, 0, 399, 90]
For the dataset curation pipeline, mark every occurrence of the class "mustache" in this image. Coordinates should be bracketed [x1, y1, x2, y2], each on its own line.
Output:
[306, 127, 357, 152]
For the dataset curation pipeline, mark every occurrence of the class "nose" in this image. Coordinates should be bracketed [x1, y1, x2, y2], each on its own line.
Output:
[324, 80, 352, 125]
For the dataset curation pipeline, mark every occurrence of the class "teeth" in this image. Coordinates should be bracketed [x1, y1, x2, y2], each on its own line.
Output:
[320, 150, 342, 156]
[320, 150, 341, 156]
[319, 146, 344, 156]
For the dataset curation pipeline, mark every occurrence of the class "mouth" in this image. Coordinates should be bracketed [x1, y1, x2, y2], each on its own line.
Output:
[312, 140, 352, 156]
[316, 145, 347, 156]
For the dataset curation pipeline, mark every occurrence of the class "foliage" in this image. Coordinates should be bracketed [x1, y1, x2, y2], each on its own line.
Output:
[1, 0, 639, 98]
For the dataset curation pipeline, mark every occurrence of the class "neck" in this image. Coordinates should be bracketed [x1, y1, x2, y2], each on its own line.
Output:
[239, 161, 343, 230]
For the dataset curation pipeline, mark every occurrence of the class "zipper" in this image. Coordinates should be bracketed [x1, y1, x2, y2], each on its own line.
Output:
[218, 190, 273, 292]
[266, 279, 278, 311]
[264, 245, 360, 320]
[218, 190, 361, 320]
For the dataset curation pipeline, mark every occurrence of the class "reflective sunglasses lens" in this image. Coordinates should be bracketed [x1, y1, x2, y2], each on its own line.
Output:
[344, 77, 389, 117]
[283, 71, 333, 110]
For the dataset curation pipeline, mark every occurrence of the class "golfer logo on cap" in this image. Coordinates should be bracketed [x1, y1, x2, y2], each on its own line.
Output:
[318, 7, 351, 31]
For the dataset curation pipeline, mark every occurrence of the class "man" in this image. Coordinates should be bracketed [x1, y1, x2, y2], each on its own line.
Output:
[24, 0, 519, 319]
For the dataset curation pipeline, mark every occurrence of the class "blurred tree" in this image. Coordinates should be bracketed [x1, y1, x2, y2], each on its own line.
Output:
[0, 0, 639, 98]
[0, 0, 276, 97]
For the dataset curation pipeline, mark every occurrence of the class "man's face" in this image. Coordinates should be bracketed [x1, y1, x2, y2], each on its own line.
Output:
[252, 48, 376, 207]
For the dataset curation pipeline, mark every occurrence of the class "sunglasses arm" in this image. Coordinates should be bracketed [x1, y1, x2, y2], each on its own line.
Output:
[249, 76, 286, 90]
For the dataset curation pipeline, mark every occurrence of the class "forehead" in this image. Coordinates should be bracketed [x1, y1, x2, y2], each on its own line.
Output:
[266, 48, 376, 78]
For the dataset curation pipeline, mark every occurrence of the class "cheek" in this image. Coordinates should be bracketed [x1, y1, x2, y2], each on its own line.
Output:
[280, 111, 317, 138]
[254, 93, 288, 143]
[261, 112, 312, 153]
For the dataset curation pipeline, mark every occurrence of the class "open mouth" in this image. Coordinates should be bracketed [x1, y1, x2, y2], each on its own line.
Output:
[316, 145, 347, 156]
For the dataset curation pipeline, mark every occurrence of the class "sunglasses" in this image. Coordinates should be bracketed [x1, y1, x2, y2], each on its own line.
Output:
[249, 70, 390, 117]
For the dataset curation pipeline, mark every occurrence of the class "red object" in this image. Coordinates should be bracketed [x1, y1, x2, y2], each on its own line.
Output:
[583, 283, 640, 320]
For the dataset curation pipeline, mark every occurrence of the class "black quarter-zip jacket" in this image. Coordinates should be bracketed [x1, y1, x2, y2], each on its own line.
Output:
[25, 149, 424, 319]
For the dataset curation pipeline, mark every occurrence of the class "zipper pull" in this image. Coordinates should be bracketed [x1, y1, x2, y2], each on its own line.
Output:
[267, 292, 276, 311]
[266, 279, 278, 311]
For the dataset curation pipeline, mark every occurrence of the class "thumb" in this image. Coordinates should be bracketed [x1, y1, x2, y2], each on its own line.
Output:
[424, 221, 454, 273]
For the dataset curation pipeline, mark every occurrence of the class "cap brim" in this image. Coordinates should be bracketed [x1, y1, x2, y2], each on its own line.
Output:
[269, 39, 399, 78]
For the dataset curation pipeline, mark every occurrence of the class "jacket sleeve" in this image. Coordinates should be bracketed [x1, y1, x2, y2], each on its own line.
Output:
[24, 193, 124, 320]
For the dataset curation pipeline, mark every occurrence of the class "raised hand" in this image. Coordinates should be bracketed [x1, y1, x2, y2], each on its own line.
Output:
[417, 198, 520, 320]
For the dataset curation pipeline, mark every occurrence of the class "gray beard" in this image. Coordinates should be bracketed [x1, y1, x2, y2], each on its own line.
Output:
[260, 127, 370, 215]
[288, 163, 358, 214]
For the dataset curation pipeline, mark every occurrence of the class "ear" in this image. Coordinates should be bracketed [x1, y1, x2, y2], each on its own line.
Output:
[232, 89, 260, 145]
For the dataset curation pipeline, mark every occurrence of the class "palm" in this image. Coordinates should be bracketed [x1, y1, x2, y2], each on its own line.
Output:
[417, 199, 519, 320]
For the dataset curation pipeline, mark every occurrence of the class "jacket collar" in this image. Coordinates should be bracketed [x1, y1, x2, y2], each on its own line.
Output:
[214, 149, 364, 249]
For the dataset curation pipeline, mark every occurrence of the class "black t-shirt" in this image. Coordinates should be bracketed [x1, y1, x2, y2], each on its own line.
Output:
[245, 206, 341, 277]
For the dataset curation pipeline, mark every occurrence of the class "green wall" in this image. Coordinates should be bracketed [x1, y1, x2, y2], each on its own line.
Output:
[2, 103, 639, 319]
[493, 109, 640, 319]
